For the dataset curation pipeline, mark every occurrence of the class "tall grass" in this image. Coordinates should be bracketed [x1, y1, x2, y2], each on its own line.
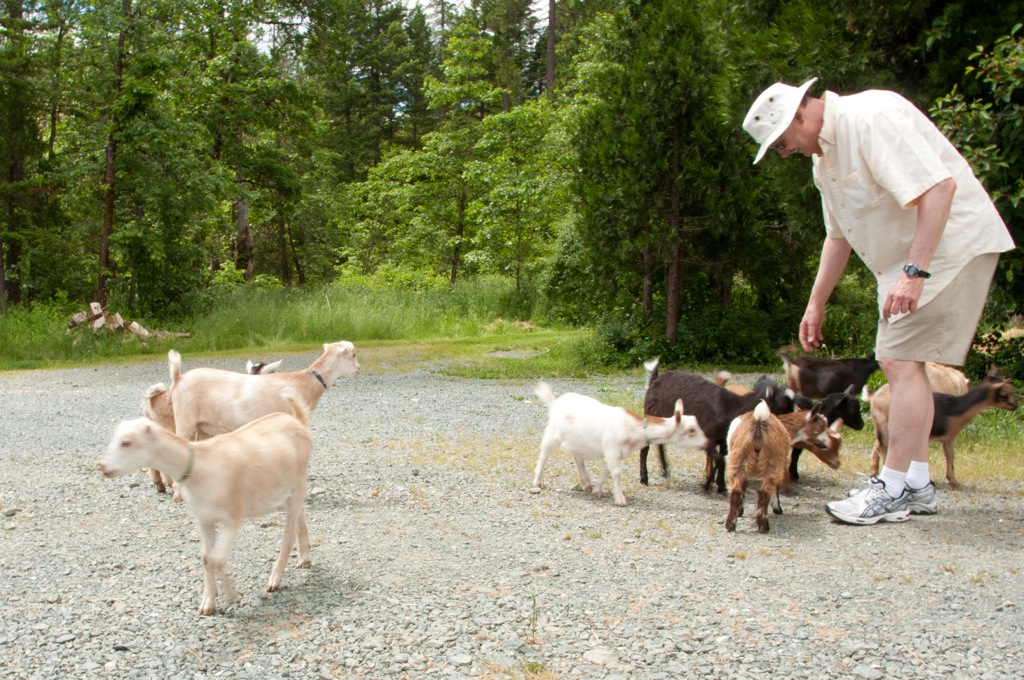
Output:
[190, 278, 541, 348]
[0, 278, 561, 370]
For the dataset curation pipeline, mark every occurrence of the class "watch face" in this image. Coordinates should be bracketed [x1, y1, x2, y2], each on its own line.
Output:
[903, 264, 930, 278]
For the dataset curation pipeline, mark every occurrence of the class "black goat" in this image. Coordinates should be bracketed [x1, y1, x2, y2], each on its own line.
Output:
[641, 360, 798, 493]
[780, 351, 879, 399]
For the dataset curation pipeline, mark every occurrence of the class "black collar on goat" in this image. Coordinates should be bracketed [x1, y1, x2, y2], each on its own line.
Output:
[311, 369, 328, 390]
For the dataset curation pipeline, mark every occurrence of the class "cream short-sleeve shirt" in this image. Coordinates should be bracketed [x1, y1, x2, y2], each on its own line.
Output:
[811, 90, 1014, 310]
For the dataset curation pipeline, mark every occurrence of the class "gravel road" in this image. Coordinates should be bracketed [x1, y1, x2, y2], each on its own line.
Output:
[1, 349, 1023, 679]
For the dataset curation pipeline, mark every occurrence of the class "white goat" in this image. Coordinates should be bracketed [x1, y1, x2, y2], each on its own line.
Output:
[169, 340, 359, 441]
[99, 389, 313, 616]
[142, 359, 283, 494]
[532, 381, 707, 506]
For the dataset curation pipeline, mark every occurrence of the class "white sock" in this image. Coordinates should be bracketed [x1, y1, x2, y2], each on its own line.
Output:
[905, 461, 931, 490]
[877, 467, 907, 499]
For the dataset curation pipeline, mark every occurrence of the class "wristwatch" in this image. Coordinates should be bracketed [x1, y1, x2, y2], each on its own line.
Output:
[903, 263, 931, 279]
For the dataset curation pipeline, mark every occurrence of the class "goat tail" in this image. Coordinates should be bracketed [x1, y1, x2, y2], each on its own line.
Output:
[534, 381, 556, 407]
[279, 388, 310, 426]
[167, 350, 182, 387]
[643, 357, 661, 391]
[752, 400, 771, 445]
[141, 382, 169, 418]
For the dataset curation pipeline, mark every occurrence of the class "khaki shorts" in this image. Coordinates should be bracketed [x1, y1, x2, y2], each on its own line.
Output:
[875, 253, 999, 365]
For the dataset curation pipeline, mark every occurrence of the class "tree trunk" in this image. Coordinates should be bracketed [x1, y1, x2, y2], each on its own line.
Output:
[449, 183, 468, 285]
[98, 1, 131, 305]
[278, 219, 291, 286]
[235, 192, 253, 281]
[642, 242, 654, 319]
[2, 0, 25, 304]
[665, 119, 683, 345]
[99, 136, 116, 305]
[234, 151, 254, 281]
[286, 225, 305, 285]
[545, 0, 556, 95]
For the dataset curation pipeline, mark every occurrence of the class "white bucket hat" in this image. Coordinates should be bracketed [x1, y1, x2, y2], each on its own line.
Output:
[742, 77, 818, 164]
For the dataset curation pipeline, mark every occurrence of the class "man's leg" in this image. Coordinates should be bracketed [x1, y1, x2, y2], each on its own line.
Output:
[825, 357, 925, 524]
[876, 357, 933, 494]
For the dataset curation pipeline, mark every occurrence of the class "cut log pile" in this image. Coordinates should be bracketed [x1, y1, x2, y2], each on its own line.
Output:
[66, 302, 190, 340]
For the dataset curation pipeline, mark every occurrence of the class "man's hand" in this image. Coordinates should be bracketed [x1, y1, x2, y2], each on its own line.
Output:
[799, 303, 826, 352]
[883, 275, 925, 319]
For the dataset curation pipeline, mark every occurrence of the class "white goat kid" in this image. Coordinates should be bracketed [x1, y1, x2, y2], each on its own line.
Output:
[532, 381, 707, 506]
[169, 340, 359, 441]
[99, 389, 313, 616]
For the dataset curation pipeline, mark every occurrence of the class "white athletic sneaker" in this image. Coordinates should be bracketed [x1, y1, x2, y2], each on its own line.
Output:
[826, 476, 911, 525]
[906, 481, 939, 515]
[846, 472, 874, 498]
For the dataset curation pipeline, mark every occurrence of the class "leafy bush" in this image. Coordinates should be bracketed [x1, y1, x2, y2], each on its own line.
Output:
[965, 328, 1024, 382]
[816, 265, 879, 357]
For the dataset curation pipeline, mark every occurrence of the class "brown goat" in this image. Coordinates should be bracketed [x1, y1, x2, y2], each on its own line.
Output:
[775, 404, 835, 468]
[725, 401, 792, 533]
[869, 372, 1018, 487]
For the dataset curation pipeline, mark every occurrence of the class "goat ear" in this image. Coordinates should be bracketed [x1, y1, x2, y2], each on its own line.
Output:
[830, 418, 844, 431]
[674, 399, 684, 419]
[844, 384, 855, 395]
[809, 402, 823, 418]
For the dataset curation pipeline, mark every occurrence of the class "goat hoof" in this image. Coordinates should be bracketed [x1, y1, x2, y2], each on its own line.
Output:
[199, 606, 215, 616]
[725, 522, 736, 533]
[757, 523, 769, 534]
[299, 559, 311, 569]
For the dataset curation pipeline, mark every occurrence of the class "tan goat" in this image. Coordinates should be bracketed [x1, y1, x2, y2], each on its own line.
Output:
[100, 389, 313, 616]
[168, 340, 359, 441]
[142, 359, 283, 494]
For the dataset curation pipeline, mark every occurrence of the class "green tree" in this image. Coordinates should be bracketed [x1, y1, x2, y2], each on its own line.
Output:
[566, 2, 730, 345]
[932, 24, 1024, 315]
[469, 98, 569, 290]
[0, 0, 43, 305]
